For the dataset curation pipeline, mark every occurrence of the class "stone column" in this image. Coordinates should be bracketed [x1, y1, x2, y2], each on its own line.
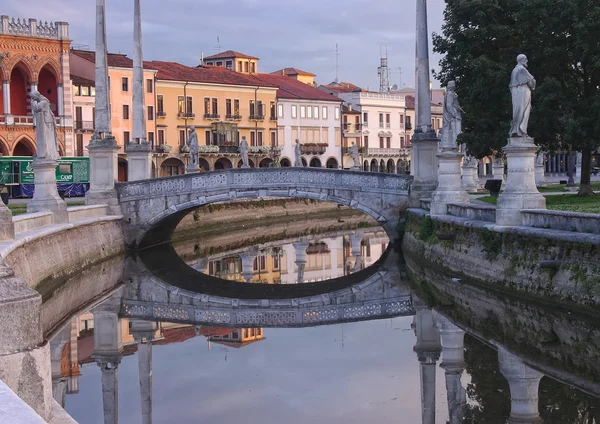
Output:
[239, 248, 258, 283]
[86, 0, 121, 213]
[293, 241, 309, 284]
[57, 84, 64, 118]
[131, 320, 156, 424]
[461, 161, 478, 192]
[412, 298, 441, 424]
[434, 313, 466, 424]
[349, 231, 364, 272]
[498, 346, 544, 424]
[27, 158, 68, 223]
[128, 0, 152, 182]
[30, 82, 38, 93]
[535, 154, 546, 187]
[2, 81, 9, 114]
[496, 137, 546, 226]
[410, 0, 440, 204]
[68, 319, 81, 394]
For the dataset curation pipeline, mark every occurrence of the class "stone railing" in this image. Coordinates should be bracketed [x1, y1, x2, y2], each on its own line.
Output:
[0, 16, 67, 39]
[447, 202, 497, 222]
[0, 380, 46, 423]
[521, 209, 600, 234]
[13, 212, 54, 235]
[366, 148, 402, 157]
[67, 204, 108, 222]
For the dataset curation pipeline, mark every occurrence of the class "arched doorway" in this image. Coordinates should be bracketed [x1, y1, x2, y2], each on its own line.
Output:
[363, 160, 369, 172]
[387, 159, 395, 174]
[379, 159, 386, 173]
[0, 137, 9, 157]
[199, 158, 210, 172]
[326, 157, 338, 169]
[301, 157, 308, 167]
[38, 65, 58, 115]
[370, 159, 378, 172]
[161, 157, 185, 176]
[309, 157, 321, 168]
[280, 158, 291, 167]
[13, 137, 35, 156]
[10, 63, 32, 116]
[237, 159, 255, 168]
[214, 157, 233, 170]
[259, 158, 273, 168]
[118, 157, 128, 182]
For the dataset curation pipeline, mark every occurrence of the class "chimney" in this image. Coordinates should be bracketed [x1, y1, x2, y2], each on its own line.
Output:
[281, 70, 285, 76]
[348, 104, 352, 111]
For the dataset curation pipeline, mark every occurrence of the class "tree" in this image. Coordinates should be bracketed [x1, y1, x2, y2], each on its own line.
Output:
[433, 0, 600, 195]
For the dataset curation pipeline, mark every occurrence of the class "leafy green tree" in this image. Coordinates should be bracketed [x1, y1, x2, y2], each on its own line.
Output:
[433, 0, 600, 195]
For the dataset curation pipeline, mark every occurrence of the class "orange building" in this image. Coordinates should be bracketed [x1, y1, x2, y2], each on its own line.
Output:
[0, 16, 73, 156]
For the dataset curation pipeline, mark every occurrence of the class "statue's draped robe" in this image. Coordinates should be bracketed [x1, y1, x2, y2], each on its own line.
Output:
[239, 141, 249, 167]
[189, 132, 199, 165]
[33, 98, 61, 161]
[509, 65, 535, 137]
[350, 145, 360, 167]
[294, 145, 302, 167]
[442, 91, 462, 147]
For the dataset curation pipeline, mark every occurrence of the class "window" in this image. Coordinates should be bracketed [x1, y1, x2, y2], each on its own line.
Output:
[74, 85, 80, 96]
[148, 131, 154, 147]
[363, 112, 368, 125]
[250, 62, 256, 74]
[364, 135, 369, 146]
[81, 86, 89, 96]
[212, 98, 218, 116]
[322, 107, 327, 119]
[146, 79, 153, 94]
[244, 62, 249, 73]
[206, 62, 213, 66]
[108, 76, 111, 91]
[123, 131, 130, 144]
[307, 106, 312, 118]
[178, 96, 185, 114]
[250, 131, 256, 146]
[292, 105, 297, 118]
[121, 77, 129, 92]
[186, 96, 193, 114]
[123, 104, 130, 120]
[91, 86, 96, 96]
[271, 131, 276, 147]
[386, 137, 391, 148]
[300, 106, 306, 118]
[234, 99, 240, 116]
[400, 115, 404, 124]
[204, 98, 210, 115]
[386, 113, 391, 128]
[157, 95, 164, 115]
[257, 101, 263, 117]
[257, 131, 263, 146]
[179, 129, 186, 146]
[270, 102, 276, 119]
[379, 113, 384, 128]
[400, 136, 405, 148]
[76, 134, 84, 156]
[238, 61, 243, 72]
[226, 99, 232, 116]
[406, 115, 412, 127]
[158, 129, 165, 144]
[314, 106, 319, 119]
[379, 137, 384, 148]
[225, 60, 233, 70]
[334, 107, 340, 120]
[216, 61, 223, 67]
[278, 104, 284, 118]
[249, 100, 256, 116]
[148, 105, 154, 121]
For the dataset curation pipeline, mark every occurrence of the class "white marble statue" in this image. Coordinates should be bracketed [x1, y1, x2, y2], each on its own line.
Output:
[30, 90, 61, 161]
[294, 139, 303, 167]
[509, 54, 536, 138]
[187, 126, 199, 166]
[442, 81, 464, 147]
[536, 153, 545, 166]
[576, 152, 582, 166]
[239, 136, 249, 168]
[349, 142, 360, 168]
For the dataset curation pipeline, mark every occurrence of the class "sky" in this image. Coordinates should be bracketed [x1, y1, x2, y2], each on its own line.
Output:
[4, 0, 446, 89]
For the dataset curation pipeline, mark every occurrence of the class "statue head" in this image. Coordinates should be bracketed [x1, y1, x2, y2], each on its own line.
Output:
[351, 141, 355, 146]
[517, 54, 528, 67]
[189, 125, 195, 131]
[447, 80, 456, 91]
[295, 139, 300, 145]
[29, 90, 42, 101]
[241, 136, 247, 142]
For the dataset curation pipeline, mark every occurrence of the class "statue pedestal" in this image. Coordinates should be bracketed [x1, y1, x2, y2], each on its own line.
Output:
[496, 138, 546, 226]
[351, 165, 361, 171]
[576, 164, 582, 184]
[461, 164, 478, 192]
[27, 159, 68, 223]
[535, 164, 546, 187]
[430, 149, 469, 216]
[186, 165, 201, 174]
[0, 203, 14, 241]
[85, 135, 121, 215]
[492, 163, 505, 189]
[410, 131, 440, 205]
[126, 142, 152, 181]
[240, 164, 250, 169]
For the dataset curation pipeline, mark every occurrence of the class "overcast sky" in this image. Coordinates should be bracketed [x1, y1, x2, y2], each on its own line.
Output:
[5, 0, 446, 89]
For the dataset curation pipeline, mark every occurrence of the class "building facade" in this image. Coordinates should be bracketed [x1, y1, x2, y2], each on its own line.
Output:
[0, 16, 73, 157]
[202, 50, 259, 75]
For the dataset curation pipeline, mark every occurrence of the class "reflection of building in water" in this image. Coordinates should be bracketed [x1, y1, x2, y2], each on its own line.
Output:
[199, 326, 265, 349]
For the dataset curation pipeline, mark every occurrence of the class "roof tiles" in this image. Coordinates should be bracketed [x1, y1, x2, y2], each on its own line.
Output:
[253, 73, 341, 102]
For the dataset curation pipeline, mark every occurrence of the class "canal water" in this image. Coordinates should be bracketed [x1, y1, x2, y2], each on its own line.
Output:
[49, 216, 600, 423]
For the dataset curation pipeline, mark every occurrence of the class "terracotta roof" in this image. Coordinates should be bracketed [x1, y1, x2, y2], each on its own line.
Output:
[342, 104, 361, 115]
[404, 95, 441, 109]
[271, 67, 316, 77]
[71, 74, 95, 86]
[210, 338, 265, 349]
[148, 61, 277, 87]
[154, 327, 198, 345]
[197, 326, 236, 337]
[253, 73, 341, 102]
[203, 50, 259, 61]
[71, 49, 133, 69]
[320, 82, 362, 94]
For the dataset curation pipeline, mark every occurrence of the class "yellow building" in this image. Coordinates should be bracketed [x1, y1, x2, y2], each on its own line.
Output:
[202, 50, 260, 75]
[150, 60, 278, 173]
[270, 68, 317, 86]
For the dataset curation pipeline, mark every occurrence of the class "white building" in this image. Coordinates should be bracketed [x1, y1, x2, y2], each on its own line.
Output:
[255, 73, 343, 168]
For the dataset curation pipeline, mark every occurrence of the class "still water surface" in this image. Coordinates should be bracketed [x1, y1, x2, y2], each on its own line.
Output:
[50, 220, 600, 423]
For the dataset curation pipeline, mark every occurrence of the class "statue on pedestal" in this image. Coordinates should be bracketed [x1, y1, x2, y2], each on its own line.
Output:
[294, 139, 303, 167]
[536, 153, 545, 166]
[441, 81, 464, 148]
[187, 126, 199, 167]
[30, 90, 61, 161]
[349, 142, 360, 168]
[576, 152, 583, 166]
[509, 54, 536, 138]
[239, 136, 249, 168]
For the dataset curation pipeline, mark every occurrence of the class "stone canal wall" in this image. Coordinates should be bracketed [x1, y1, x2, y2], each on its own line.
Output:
[402, 209, 600, 312]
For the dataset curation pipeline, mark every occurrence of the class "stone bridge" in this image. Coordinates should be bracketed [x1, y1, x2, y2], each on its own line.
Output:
[116, 168, 412, 248]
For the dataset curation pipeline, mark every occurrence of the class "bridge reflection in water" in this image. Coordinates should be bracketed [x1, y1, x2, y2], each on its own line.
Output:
[46, 244, 600, 423]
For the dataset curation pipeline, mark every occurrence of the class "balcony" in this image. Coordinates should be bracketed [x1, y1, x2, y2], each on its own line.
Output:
[157, 111, 166, 118]
[366, 148, 402, 157]
[405, 123, 412, 131]
[177, 112, 195, 119]
[342, 146, 366, 154]
[203, 113, 220, 120]
[300, 143, 327, 155]
[74, 120, 94, 131]
[269, 115, 277, 122]
[249, 114, 265, 121]
[218, 145, 239, 154]
[225, 114, 242, 121]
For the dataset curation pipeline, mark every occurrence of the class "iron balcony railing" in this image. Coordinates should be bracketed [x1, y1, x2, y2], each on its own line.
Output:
[203, 113, 220, 120]
[225, 114, 242, 121]
[74, 120, 94, 131]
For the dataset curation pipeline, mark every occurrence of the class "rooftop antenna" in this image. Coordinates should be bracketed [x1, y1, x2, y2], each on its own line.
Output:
[331, 43, 341, 83]
[377, 45, 390, 93]
[214, 37, 222, 53]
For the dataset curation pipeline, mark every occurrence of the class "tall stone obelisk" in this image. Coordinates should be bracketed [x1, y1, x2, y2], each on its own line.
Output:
[86, 0, 121, 213]
[128, 0, 153, 181]
[410, 0, 440, 205]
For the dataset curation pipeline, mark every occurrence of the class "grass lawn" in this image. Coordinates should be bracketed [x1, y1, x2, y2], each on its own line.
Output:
[478, 194, 600, 214]
[7, 200, 86, 216]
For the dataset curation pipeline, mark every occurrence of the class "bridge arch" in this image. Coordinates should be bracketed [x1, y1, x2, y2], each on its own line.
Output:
[280, 157, 291, 167]
[215, 157, 232, 169]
